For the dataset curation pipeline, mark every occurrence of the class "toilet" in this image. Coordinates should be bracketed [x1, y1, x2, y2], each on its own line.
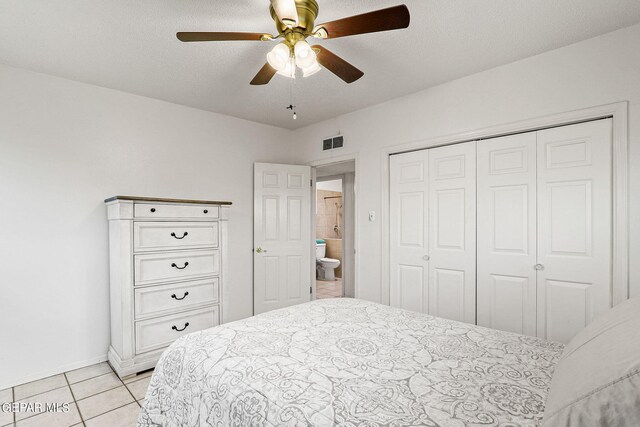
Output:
[315, 239, 341, 281]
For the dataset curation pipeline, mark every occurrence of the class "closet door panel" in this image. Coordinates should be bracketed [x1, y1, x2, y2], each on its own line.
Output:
[477, 133, 537, 336]
[390, 150, 430, 313]
[428, 142, 476, 324]
[536, 119, 612, 343]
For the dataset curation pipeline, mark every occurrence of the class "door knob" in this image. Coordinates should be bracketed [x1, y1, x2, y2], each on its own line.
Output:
[534, 264, 545, 271]
[255, 247, 267, 254]
[422, 255, 430, 261]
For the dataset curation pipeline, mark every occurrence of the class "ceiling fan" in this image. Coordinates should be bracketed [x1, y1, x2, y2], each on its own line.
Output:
[177, 0, 410, 85]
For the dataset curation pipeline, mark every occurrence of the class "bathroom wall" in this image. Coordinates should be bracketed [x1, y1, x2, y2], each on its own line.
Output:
[316, 189, 342, 239]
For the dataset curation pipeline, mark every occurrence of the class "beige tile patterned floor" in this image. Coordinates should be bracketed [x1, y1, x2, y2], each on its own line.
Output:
[316, 278, 343, 299]
[0, 362, 152, 427]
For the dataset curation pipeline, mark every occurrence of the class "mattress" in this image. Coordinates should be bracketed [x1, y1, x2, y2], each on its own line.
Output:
[138, 298, 564, 427]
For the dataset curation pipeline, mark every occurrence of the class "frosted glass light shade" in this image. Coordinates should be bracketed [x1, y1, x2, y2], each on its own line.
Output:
[294, 40, 316, 69]
[270, 0, 298, 28]
[302, 60, 321, 77]
[276, 58, 296, 78]
[267, 43, 291, 71]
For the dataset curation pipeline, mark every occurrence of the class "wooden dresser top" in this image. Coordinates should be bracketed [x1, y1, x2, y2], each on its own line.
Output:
[104, 195, 232, 205]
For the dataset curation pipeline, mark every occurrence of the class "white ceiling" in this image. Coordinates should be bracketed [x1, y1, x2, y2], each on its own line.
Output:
[1, 1, 639, 130]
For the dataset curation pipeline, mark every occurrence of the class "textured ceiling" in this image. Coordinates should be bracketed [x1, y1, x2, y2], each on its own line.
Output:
[1, 0, 639, 129]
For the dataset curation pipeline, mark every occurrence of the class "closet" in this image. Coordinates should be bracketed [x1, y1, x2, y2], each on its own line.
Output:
[390, 119, 612, 343]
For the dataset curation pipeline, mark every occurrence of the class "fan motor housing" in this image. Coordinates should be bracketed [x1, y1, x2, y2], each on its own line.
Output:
[270, 0, 319, 36]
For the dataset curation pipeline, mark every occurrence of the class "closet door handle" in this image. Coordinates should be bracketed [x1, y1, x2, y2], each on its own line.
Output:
[171, 322, 189, 332]
[422, 255, 430, 261]
[534, 264, 545, 271]
[171, 232, 188, 240]
[171, 292, 189, 301]
[171, 262, 189, 270]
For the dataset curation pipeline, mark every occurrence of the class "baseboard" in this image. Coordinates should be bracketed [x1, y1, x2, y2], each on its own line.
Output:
[0, 354, 108, 390]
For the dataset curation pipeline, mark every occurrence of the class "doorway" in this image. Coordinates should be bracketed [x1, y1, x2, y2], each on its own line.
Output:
[313, 161, 355, 299]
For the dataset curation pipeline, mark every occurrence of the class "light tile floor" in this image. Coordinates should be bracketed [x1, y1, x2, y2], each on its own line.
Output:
[1, 362, 152, 427]
[316, 278, 343, 299]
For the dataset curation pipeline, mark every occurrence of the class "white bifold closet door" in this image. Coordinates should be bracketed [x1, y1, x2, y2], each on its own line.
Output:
[535, 120, 612, 343]
[390, 142, 476, 323]
[477, 132, 538, 336]
[477, 119, 612, 343]
[390, 150, 430, 313]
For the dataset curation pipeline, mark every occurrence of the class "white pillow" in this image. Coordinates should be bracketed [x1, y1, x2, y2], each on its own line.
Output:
[543, 297, 640, 426]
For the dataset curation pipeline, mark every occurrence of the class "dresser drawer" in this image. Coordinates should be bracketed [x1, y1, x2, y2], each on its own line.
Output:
[134, 203, 219, 219]
[134, 222, 218, 252]
[135, 306, 218, 354]
[134, 278, 219, 319]
[134, 250, 219, 286]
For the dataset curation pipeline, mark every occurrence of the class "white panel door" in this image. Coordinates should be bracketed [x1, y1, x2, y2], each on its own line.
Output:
[477, 132, 537, 335]
[536, 119, 612, 343]
[254, 163, 311, 314]
[428, 142, 476, 324]
[390, 150, 430, 313]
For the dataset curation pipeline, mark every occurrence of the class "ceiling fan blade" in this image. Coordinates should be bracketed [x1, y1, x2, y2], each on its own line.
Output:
[313, 5, 410, 39]
[312, 45, 364, 84]
[176, 32, 271, 42]
[250, 63, 278, 85]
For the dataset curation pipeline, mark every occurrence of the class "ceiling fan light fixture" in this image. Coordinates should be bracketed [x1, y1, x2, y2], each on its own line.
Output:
[276, 57, 296, 78]
[293, 40, 317, 69]
[266, 42, 291, 71]
[270, 0, 299, 28]
[301, 60, 321, 77]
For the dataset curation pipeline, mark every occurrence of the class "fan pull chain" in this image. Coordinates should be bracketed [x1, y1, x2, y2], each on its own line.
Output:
[287, 70, 297, 120]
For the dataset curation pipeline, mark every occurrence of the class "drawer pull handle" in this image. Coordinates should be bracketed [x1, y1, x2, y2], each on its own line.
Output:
[171, 322, 190, 332]
[171, 291, 189, 301]
[171, 232, 189, 240]
[171, 262, 189, 270]
[150, 208, 156, 213]
[204, 209, 209, 214]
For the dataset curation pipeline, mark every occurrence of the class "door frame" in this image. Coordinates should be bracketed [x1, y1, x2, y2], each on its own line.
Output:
[308, 153, 359, 300]
[314, 173, 354, 298]
[382, 101, 629, 307]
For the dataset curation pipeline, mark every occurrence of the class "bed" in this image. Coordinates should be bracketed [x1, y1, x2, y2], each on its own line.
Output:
[137, 298, 564, 426]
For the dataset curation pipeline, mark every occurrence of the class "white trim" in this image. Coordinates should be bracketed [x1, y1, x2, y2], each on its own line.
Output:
[307, 154, 360, 299]
[0, 354, 108, 390]
[381, 101, 629, 307]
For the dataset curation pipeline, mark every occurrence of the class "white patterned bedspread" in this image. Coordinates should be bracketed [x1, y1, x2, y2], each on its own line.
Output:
[138, 298, 563, 427]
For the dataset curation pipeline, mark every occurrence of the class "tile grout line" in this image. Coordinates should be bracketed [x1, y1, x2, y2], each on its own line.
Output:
[11, 384, 73, 424]
[67, 362, 140, 425]
[63, 371, 86, 427]
[78, 366, 148, 422]
[81, 401, 138, 424]
[117, 369, 142, 410]
[13, 366, 115, 425]
[73, 384, 123, 403]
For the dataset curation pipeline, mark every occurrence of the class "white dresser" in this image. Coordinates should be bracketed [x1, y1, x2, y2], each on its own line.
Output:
[104, 196, 230, 378]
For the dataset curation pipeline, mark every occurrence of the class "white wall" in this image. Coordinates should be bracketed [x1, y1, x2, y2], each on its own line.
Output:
[317, 179, 342, 192]
[0, 64, 295, 388]
[292, 24, 640, 304]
